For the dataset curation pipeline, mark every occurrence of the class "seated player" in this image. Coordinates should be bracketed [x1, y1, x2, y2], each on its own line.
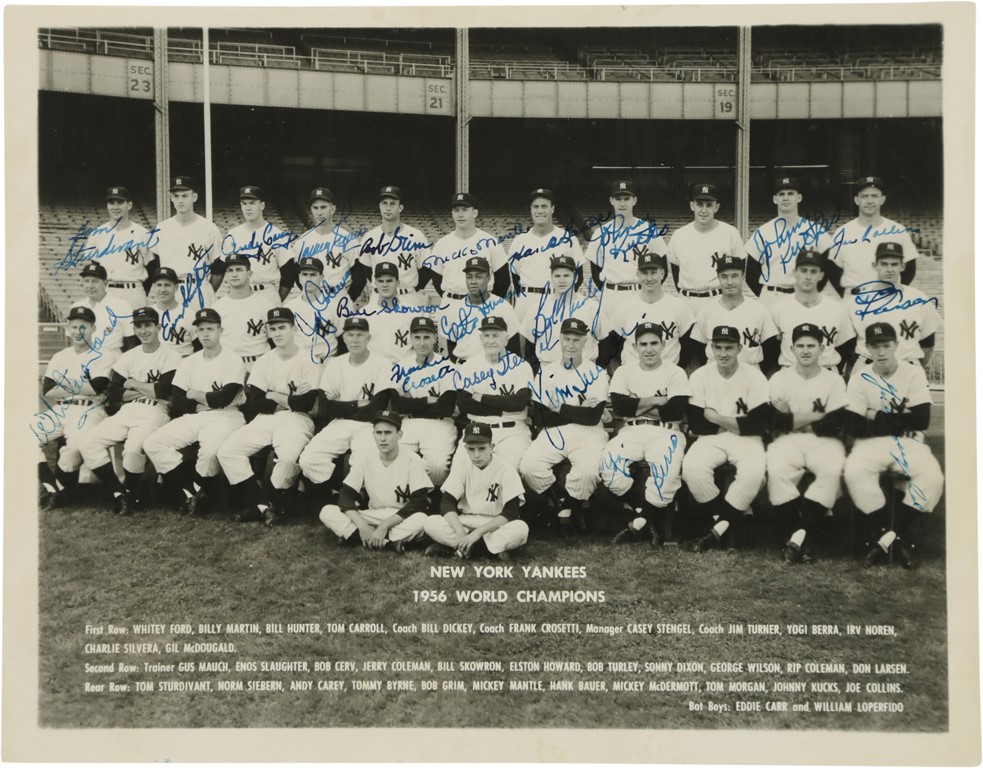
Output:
[600, 323, 690, 546]
[843, 323, 944, 569]
[217, 307, 322, 526]
[318, 411, 431, 552]
[70, 261, 137, 366]
[766, 323, 848, 564]
[79, 307, 182, 514]
[438, 255, 519, 363]
[425, 422, 529, 561]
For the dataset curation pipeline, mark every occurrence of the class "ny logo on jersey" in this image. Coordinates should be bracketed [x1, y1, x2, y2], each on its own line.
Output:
[812, 398, 826, 414]
[246, 318, 265, 337]
[888, 396, 908, 414]
[820, 326, 838, 346]
[398, 254, 415, 270]
[735, 397, 748, 415]
[170, 327, 188, 345]
[631, 244, 650, 259]
[500, 384, 516, 396]
[394, 329, 409, 347]
[656, 321, 677, 339]
[486, 483, 501, 502]
[428, 387, 440, 398]
[899, 320, 919, 340]
[577, 392, 588, 406]
[361, 383, 376, 399]
[325, 253, 344, 269]
[146, 369, 161, 383]
[256, 248, 273, 266]
[394, 485, 411, 504]
[187, 244, 209, 262]
[288, 381, 298, 394]
[710, 252, 725, 270]
[742, 328, 761, 347]
[211, 381, 223, 392]
[125, 249, 140, 265]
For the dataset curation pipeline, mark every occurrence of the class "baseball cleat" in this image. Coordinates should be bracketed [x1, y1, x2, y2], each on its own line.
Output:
[782, 542, 802, 564]
[494, 551, 512, 562]
[114, 494, 134, 517]
[180, 490, 207, 517]
[864, 544, 886, 568]
[611, 527, 641, 545]
[39, 488, 61, 511]
[894, 539, 919, 570]
[234, 506, 263, 523]
[261, 503, 285, 528]
[800, 544, 816, 565]
[693, 531, 720, 553]
[424, 543, 454, 558]
[387, 539, 407, 555]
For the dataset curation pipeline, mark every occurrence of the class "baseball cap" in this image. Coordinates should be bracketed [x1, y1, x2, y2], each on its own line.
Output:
[634, 321, 664, 341]
[193, 308, 221, 326]
[106, 186, 131, 201]
[373, 410, 402, 430]
[224, 255, 252, 270]
[560, 317, 589, 336]
[374, 261, 399, 279]
[152, 267, 179, 285]
[795, 248, 826, 270]
[550, 255, 577, 273]
[343, 317, 369, 332]
[791, 323, 824, 343]
[132, 307, 160, 325]
[530, 187, 554, 204]
[378, 185, 402, 202]
[774, 176, 800, 193]
[610, 180, 636, 196]
[855, 176, 885, 194]
[309, 187, 335, 204]
[716, 255, 746, 273]
[710, 325, 740, 343]
[80, 262, 108, 280]
[691, 183, 718, 201]
[67, 306, 97, 324]
[239, 185, 264, 200]
[865, 322, 897, 345]
[463, 256, 491, 274]
[297, 256, 324, 274]
[267, 307, 295, 324]
[169, 175, 194, 192]
[410, 316, 437, 334]
[462, 422, 493, 444]
[451, 192, 478, 208]
[479, 316, 508, 332]
[637, 252, 668, 272]
[875, 242, 905, 260]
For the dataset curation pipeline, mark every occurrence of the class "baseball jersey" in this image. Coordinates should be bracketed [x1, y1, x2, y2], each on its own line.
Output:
[153, 302, 196, 357]
[344, 448, 433, 510]
[521, 291, 601, 364]
[692, 297, 779, 366]
[358, 224, 432, 291]
[427, 229, 508, 295]
[585, 218, 668, 285]
[213, 293, 272, 359]
[454, 353, 534, 422]
[532, 359, 609, 416]
[667, 221, 745, 291]
[112, 344, 182, 404]
[769, 367, 848, 433]
[85, 219, 154, 281]
[604, 293, 695, 366]
[689, 362, 770, 429]
[849, 284, 942, 362]
[153, 215, 223, 276]
[172, 348, 246, 411]
[319, 351, 392, 403]
[829, 217, 919, 289]
[44, 346, 112, 403]
[290, 223, 360, 291]
[610, 360, 691, 430]
[771, 294, 856, 368]
[390, 353, 458, 400]
[846, 362, 932, 429]
[284, 293, 342, 363]
[438, 295, 519, 361]
[358, 297, 425, 362]
[443, 454, 525, 517]
[70, 294, 134, 359]
[744, 216, 835, 288]
[222, 221, 293, 285]
[248, 346, 323, 411]
[509, 226, 585, 292]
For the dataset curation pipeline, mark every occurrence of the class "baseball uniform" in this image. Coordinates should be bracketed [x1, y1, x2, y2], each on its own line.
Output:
[510, 225, 585, 323]
[290, 223, 361, 295]
[213, 292, 272, 369]
[603, 291, 695, 367]
[358, 223, 432, 307]
[222, 220, 294, 304]
[668, 221, 745, 309]
[153, 302, 197, 357]
[849, 283, 942, 364]
[692, 297, 778, 368]
[522, 289, 602, 366]
[771, 294, 856, 369]
[356, 296, 422, 363]
[438, 295, 519, 363]
[86, 217, 154, 311]
[428, 228, 508, 299]
[152, 213, 223, 309]
[284, 290, 342, 365]
[830, 219, 919, 293]
[745, 217, 835, 304]
[69, 293, 135, 368]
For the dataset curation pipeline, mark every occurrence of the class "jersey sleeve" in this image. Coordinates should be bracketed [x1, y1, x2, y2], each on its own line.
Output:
[500, 465, 525, 505]
[728, 225, 745, 255]
[844, 372, 868, 415]
[584, 227, 603, 267]
[746, 368, 770, 410]
[590, 367, 610, 402]
[691, 304, 711, 344]
[172, 357, 193, 391]
[342, 453, 366, 494]
[248, 356, 270, 391]
[688, 368, 707, 408]
[666, 232, 679, 266]
[112, 352, 132, 380]
[815, 229, 835, 255]
[441, 459, 467, 501]
[768, 372, 789, 412]
[226, 354, 247, 386]
[677, 297, 696, 335]
[408, 453, 434, 494]
[319, 361, 340, 398]
[835, 303, 857, 344]
[609, 365, 630, 396]
[208, 222, 223, 264]
[905, 365, 932, 408]
[901, 233, 919, 263]
[825, 373, 849, 411]
[667, 365, 692, 399]
[758, 302, 779, 342]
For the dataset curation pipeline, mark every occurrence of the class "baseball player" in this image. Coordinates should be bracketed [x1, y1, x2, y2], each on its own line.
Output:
[766, 323, 849, 564]
[356, 185, 433, 307]
[216, 307, 322, 526]
[521, 254, 601, 372]
[78, 307, 182, 514]
[771, 249, 857, 373]
[387, 316, 458, 486]
[86, 185, 157, 311]
[36, 306, 111, 509]
[584, 180, 669, 331]
[427, 192, 510, 300]
[221, 185, 295, 305]
[690, 255, 780, 371]
[849, 241, 942, 369]
[297, 317, 394, 498]
[438, 255, 520, 363]
[150, 267, 198, 358]
[600, 251, 696, 369]
[212, 256, 274, 371]
[600, 323, 690, 547]
[683, 325, 770, 552]
[150, 175, 224, 309]
[317, 410, 431, 552]
[827, 176, 919, 296]
[453, 315, 535, 470]
[285, 256, 343, 363]
[520, 317, 610, 536]
[843, 322, 944, 569]
[425, 421, 529, 561]
[744, 176, 835, 305]
[70, 261, 136, 366]
[356, 261, 425, 362]
[508, 188, 584, 323]
[289, 187, 366, 302]
[667, 183, 746, 314]
[143, 308, 246, 515]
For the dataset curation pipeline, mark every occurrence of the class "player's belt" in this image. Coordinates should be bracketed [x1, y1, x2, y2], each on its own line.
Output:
[623, 417, 665, 427]
[375, 286, 415, 295]
[61, 398, 96, 407]
[477, 420, 518, 429]
[522, 286, 547, 295]
[445, 291, 468, 300]
[899, 431, 928, 442]
[607, 282, 640, 292]
[763, 285, 794, 293]
[251, 284, 268, 291]
[108, 280, 142, 289]
[679, 288, 722, 298]
[134, 396, 164, 407]
[241, 354, 262, 363]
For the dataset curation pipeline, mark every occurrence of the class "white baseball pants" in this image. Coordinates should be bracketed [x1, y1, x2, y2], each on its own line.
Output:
[767, 432, 845, 509]
[144, 410, 245, 477]
[217, 412, 315, 489]
[299, 419, 374, 484]
[318, 505, 428, 542]
[599, 426, 686, 508]
[682, 432, 765, 511]
[79, 402, 169, 473]
[520, 424, 608, 501]
[844, 436, 944, 514]
[424, 515, 529, 555]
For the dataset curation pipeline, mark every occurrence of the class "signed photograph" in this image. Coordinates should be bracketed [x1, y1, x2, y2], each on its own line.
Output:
[5, 2, 978, 764]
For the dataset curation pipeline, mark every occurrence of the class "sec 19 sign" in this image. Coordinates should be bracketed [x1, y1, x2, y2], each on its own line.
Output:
[128, 61, 153, 98]
[425, 79, 452, 115]
[715, 85, 736, 118]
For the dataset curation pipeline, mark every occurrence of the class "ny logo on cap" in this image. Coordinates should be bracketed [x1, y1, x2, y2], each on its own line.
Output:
[245, 187, 252, 193]
[781, 178, 790, 185]
[469, 258, 478, 266]
[866, 177, 875, 183]
[803, 324, 814, 332]
[316, 188, 324, 196]
[702, 185, 710, 194]
[619, 182, 627, 190]
[536, 188, 545, 193]
[112, 187, 119, 194]
[471, 426, 482, 435]
[273, 309, 283, 318]
[385, 186, 394, 192]
[457, 194, 464, 200]
[176, 178, 183, 185]
[872, 326, 885, 336]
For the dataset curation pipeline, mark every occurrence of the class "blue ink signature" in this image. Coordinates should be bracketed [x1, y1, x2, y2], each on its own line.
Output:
[54, 220, 161, 272]
[438, 296, 508, 343]
[360, 225, 433, 259]
[527, 361, 604, 450]
[222, 223, 297, 258]
[530, 286, 601, 354]
[588, 215, 669, 271]
[752, 209, 842, 282]
[295, 221, 366, 263]
[31, 367, 105, 445]
[829, 222, 921, 262]
[390, 356, 456, 394]
[598, 433, 679, 502]
[450, 352, 526, 394]
[336, 296, 448, 317]
[852, 281, 939, 320]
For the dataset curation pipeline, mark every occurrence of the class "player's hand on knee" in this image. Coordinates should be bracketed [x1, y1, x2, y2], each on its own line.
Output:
[357, 523, 376, 548]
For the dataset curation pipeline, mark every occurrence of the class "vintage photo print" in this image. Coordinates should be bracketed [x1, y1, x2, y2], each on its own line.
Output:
[5, 2, 978, 763]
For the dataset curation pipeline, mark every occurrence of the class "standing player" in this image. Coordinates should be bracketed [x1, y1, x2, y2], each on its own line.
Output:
[143, 308, 246, 515]
[221, 185, 295, 305]
[289, 187, 366, 302]
[667, 183, 745, 314]
[843, 323, 944, 569]
[356, 186, 434, 308]
[79, 307, 182, 515]
[766, 323, 848, 564]
[317, 411, 431, 552]
[425, 422, 529, 561]
[70, 261, 136, 365]
[357, 262, 420, 362]
[427, 193, 510, 300]
[520, 317, 610, 536]
[827, 176, 919, 296]
[683, 326, 770, 552]
[212, 256, 273, 371]
[508, 188, 584, 324]
[744, 176, 834, 305]
[285, 256, 343, 363]
[438, 256, 520, 363]
[217, 307, 322, 526]
[600, 323, 690, 546]
[150, 267, 197, 357]
[36, 306, 112, 508]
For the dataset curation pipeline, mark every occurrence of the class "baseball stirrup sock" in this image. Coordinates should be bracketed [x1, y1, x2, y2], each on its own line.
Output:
[92, 464, 124, 496]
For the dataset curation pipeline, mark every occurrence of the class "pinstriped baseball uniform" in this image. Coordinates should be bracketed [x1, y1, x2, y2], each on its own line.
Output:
[358, 223, 432, 307]
[603, 292, 694, 367]
[222, 221, 294, 303]
[509, 226, 585, 323]
[213, 293, 272, 366]
[771, 294, 856, 369]
[692, 297, 778, 367]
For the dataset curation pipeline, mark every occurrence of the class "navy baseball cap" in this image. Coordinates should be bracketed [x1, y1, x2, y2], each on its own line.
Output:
[610, 180, 636, 196]
[410, 316, 437, 334]
[462, 422, 493, 444]
[310, 187, 335, 204]
[463, 256, 491, 274]
[875, 242, 905, 260]
[530, 187, 554, 203]
[297, 256, 324, 274]
[267, 307, 295, 324]
[637, 252, 668, 271]
[560, 318, 589, 336]
[169, 175, 194, 192]
[239, 185, 264, 200]
[791, 323, 824, 343]
[152, 267, 179, 284]
[374, 261, 399, 279]
[716, 255, 746, 273]
[691, 183, 718, 201]
[81, 262, 108, 280]
[479, 316, 508, 332]
[634, 321, 664, 341]
[855, 176, 885, 194]
[132, 307, 160, 325]
[68, 306, 96, 324]
[193, 308, 221, 326]
[550, 255, 577, 273]
[224, 255, 251, 270]
[373, 410, 402, 430]
[378, 185, 402, 202]
[106, 186, 131, 201]
[451, 192, 478, 208]
[774, 176, 800, 193]
[343, 317, 369, 332]
[710, 325, 740, 343]
[865, 322, 897, 344]
[795, 248, 826, 270]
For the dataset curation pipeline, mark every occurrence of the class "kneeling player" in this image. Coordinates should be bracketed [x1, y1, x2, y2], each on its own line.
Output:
[425, 422, 529, 561]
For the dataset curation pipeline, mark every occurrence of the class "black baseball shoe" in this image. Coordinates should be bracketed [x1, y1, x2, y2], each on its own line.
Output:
[864, 543, 886, 568]
[39, 487, 62, 511]
[693, 530, 720, 553]
[782, 541, 802, 564]
[800, 543, 816, 565]
[261, 502, 285, 528]
[180, 490, 207, 517]
[494, 551, 512, 562]
[612, 526, 641, 545]
[424, 543, 454, 558]
[894, 539, 919, 570]
[234, 505, 264, 523]
[387, 539, 407, 555]
[114, 493, 134, 517]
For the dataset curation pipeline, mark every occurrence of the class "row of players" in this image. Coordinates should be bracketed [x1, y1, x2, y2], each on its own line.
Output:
[39, 298, 943, 568]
